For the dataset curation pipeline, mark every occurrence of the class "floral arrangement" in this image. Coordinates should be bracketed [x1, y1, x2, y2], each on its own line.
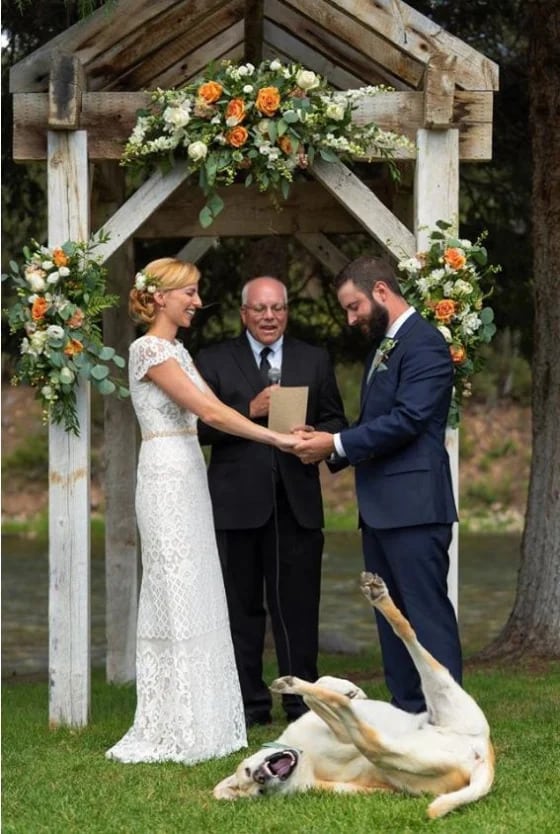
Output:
[397, 220, 499, 427]
[4, 234, 129, 435]
[121, 58, 412, 228]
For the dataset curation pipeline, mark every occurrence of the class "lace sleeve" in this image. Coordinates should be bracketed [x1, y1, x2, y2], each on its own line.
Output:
[129, 337, 176, 381]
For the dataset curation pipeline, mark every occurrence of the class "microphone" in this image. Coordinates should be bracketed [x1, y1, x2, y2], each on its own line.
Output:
[268, 366, 281, 385]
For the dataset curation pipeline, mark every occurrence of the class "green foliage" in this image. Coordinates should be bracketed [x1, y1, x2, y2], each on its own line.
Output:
[4, 234, 129, 435]
[2, 659, 559, 833]
[2, 431, 48, 480]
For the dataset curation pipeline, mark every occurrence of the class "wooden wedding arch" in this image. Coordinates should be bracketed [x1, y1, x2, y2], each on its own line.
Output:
[10, 0, 498, 726]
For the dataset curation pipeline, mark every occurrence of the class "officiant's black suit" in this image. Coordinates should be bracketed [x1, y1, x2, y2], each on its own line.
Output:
[196, 332, 346, 723]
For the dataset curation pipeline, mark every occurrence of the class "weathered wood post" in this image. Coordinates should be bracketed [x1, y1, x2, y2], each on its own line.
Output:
[92, 162, 139, 684]
[47, 53, 91, 726]
[414, 54, 460, 613]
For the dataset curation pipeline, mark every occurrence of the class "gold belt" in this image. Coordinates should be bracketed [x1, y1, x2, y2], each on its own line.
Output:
[142, 427, 198, 441]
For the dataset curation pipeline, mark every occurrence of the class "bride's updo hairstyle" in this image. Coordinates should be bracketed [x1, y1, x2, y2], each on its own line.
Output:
[129, 258, 201, 325]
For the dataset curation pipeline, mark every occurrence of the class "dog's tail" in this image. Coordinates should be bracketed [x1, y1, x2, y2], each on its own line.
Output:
[426, 743, 495, 819]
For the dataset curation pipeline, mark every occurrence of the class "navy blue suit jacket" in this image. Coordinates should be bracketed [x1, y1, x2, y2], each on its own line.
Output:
[340, 311, 458, 530]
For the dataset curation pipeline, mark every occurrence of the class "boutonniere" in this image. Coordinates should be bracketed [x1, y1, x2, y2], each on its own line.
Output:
[366, 337, 398, 383]
[374, 337, 398, 373]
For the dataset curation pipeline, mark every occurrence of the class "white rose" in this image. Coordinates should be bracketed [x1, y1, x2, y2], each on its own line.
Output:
[243, 84, 254, 94]
[46, 271, 60, 285]
[187, 141, 208, 162]
[256, 120, 271, 135]
[58, 266, 70, 277]
[26, 271, 47, 292]
[59, 367, 75, 385]
[47, 325, 65, 341]
[41, 260, 53, 270]
[437, 325, 453, 343]
[163, 103, 191, 129]
[30, 330, 48, 354]
[269, 60, 281, 71]
[41, 385, 55, 400]
[295, 70, 320, 91]
[325, 101, 346, 121]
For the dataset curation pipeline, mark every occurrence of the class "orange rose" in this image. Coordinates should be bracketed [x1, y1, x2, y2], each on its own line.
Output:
[52, 248, 68, 267]
[450, 344, 467, 364]
[256, 86, 281, 117]
[225, 98, 246, 125]
[64, 338, 84, 356]
[444, 247, 466, 270]
[31, 297, 49, 320]
[67, 308, 85, 329]
[226, 126, 249, 148]
[278, 135, 293, 155]
[198, 81, 223, 104]
[434, 299, 457, 324]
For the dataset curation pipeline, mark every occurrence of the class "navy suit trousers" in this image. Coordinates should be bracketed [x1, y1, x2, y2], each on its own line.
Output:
[362, 522, 462, 713]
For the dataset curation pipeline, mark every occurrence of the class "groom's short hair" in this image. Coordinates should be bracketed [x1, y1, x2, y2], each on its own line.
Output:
[334, 256, 403, 297]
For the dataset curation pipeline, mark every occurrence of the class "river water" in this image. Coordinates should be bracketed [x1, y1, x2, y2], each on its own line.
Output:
[1, 530, 521, 678]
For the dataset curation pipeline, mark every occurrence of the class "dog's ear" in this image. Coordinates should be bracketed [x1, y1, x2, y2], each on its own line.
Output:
[213, 774, 240, 800]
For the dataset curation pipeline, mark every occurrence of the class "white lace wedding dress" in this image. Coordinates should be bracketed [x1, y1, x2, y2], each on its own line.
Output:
[106, 335, 247, 764]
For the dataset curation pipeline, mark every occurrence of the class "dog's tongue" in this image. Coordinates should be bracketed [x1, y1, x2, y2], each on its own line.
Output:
[269, 753, 294, 778]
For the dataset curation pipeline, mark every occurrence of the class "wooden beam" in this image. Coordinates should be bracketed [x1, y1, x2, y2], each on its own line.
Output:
[94, 162, 192, 262]
[317, 0, 499, 91]
[267, 0, 421, 90]
[91, 161, 139, 685]
[47, 130, 91, 728]
[12, 89, 494, 162]
[262, 23, 365, 89]
[176, 237, 219, 262]
[294, 233, 349, 276]
[48, 52, 85, 129]
[310, 158, 415, 260]
[423, 53, 457, 129]
[244, 0, 264, 65]
[414, 127, 460, 613]
[135, 179, 366, 237]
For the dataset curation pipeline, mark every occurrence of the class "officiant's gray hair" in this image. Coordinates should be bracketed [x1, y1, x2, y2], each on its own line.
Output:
[334, 257, 403, 297]
[241, 277, 288, 306]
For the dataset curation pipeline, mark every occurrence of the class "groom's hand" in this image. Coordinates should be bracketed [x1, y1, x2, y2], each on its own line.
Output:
[294, 431, 335, 464]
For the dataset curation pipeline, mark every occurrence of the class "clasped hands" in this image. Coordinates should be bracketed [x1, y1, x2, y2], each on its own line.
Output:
[290, 426, 335, 464]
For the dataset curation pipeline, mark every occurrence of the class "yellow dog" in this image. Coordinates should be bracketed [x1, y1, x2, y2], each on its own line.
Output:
[214, 573, 495, 818]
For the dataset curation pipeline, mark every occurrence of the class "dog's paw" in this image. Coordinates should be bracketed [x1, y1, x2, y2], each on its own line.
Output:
[360, 572, 388, 606]
[270, 675, 295, 694]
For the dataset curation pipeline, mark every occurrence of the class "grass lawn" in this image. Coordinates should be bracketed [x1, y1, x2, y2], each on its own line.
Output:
[2, 651, 560, 834]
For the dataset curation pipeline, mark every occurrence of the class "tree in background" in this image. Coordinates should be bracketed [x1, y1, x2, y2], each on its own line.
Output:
[480, 0, 560, 659]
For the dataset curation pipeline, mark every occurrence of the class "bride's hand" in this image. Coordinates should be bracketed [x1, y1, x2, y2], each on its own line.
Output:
[274, 432, 298, 453]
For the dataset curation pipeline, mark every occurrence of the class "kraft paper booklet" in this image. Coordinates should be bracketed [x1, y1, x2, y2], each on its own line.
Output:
[268, 386, 309, 433]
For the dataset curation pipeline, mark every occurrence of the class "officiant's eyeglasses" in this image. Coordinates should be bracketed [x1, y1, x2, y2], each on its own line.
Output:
[242, 304, 287, 315]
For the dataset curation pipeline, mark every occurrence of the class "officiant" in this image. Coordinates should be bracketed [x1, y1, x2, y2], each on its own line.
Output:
[196, 276, 347, 727]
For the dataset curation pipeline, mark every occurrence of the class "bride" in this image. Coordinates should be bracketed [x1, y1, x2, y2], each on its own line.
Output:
[106, 258, 297, 765]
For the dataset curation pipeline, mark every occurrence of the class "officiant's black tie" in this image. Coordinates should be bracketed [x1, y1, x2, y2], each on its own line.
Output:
[259, 346, 272, 385]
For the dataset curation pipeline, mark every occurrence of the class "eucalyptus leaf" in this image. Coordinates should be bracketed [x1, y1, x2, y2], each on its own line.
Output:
[90, 364, 110, 380]
[480, 307, 495, 324]
[208, 194, 225, 216]
[98, 346, 116, 361]
[97, 378, 116, 395]
[113, 355, 126, 369]
[199, 206, 214, 228]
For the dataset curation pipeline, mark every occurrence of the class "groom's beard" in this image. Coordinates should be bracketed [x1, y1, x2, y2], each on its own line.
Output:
[359, 300, 389, 342]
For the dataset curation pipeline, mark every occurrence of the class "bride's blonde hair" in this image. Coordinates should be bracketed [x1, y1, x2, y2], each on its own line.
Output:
[129, 258, 201, 325]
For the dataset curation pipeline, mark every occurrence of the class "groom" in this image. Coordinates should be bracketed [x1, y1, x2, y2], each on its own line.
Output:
[294, 255, 462, 714]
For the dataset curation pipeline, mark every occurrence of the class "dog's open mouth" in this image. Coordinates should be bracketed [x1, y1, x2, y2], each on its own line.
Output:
[257, 749, 299, 782]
